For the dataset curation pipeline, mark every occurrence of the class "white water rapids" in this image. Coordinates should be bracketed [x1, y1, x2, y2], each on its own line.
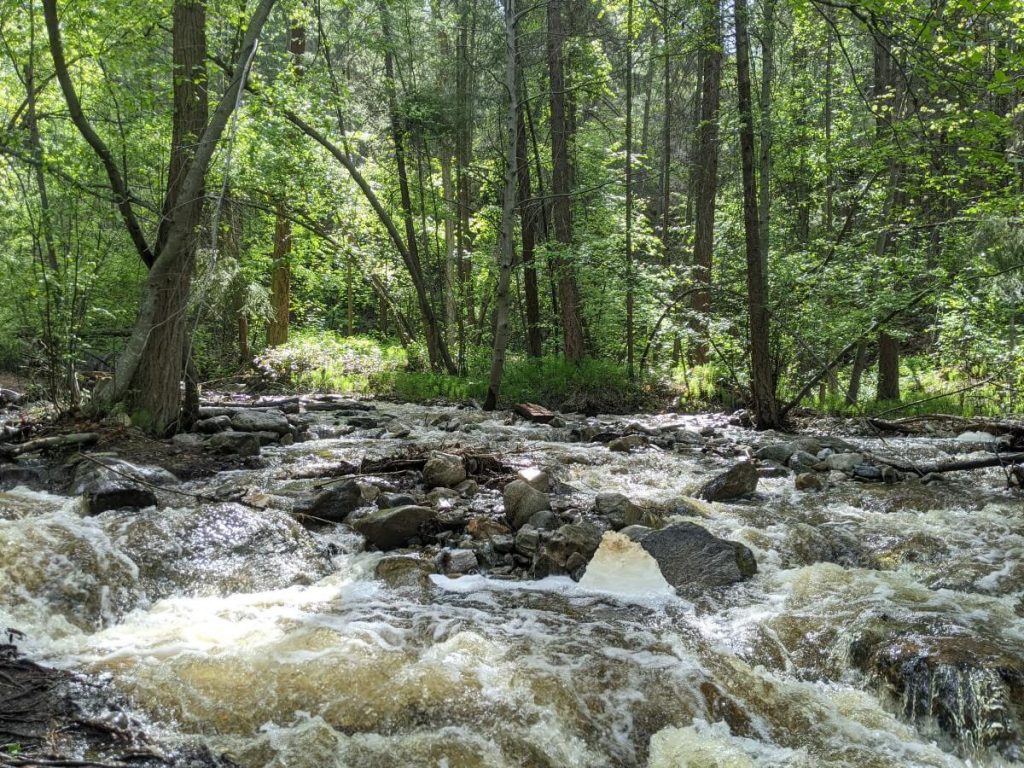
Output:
[0, 403, 1021, 767]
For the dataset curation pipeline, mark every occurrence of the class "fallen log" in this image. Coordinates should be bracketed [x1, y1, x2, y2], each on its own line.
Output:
[514, 402, 556, 423]
[872, 451, 1024, 477]
[0, 433, 99, 459]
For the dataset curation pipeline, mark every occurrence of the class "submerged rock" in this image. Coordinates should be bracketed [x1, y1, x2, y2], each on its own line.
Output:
[850, 630, 1024, 760]
[71, 457, 176, 515]
[422, 452, 467, 489]
[117, 503, 329, 600]
[503, 479, 551, 530]
[608, 434, 648, 452]
[795, 472, 826, 492]
[375, 554, 437, 588]
[639, 522, 757, 591]
[349, 504, 436, 550]
[697, 462, 758, 502]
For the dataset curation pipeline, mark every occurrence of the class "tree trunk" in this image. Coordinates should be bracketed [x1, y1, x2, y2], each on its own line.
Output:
[877, 332, 900, 401]
[547, 0, 586, 364]
[757, 0, 775, 270]
[624, 0, 635, 377]
[267, 26, 305, 348]
[267, 206, 291, 346]
[846, 340, 867, 405]
[516, 93, 543, 356]
[484, 0, 519, 410]
[79, 0, 276, 433]
[735, 0, 778, 428]
[690, 0, 722, 365]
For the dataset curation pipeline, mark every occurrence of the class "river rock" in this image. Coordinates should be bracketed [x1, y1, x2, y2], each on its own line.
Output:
[444, 548, 478, 574]
[639, 522, 757, 591]
[230, 408, 291, 435]
[379, 492, 418, 509]
[852, 464, 883, 481]
[72, 457, 176, 515]
[534, 520, 602, 579]
[795, 472, 826, 492]
[375, 554, 436, 588]
[755, 443, 795, 463]
[514, 524, 541, 555]
[608, 434, 648, 452]
[787, 450, 819, 473]
[349, 505, 436, 550]
[298, 480, 363, 524]
[517, 467, 551, 493]
[503, 479, 551, 530]
[207, 430, 261, 457]
[823, 452, 864, 473]
[594, 492, 640, 529]
[697, 462, 758, 502]
[423, 452, 467, 489]
[195, 415, 231, 434]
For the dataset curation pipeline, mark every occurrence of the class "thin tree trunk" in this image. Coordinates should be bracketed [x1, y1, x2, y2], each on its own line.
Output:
[846, 340, 867, 405]
[624, 0, 635, 377]
[547, 0, 586, 363]
[690, 0, 722, 365]
[485, 0, 519, 410]
[267, 25, 305, 348]
[735, 0, 778, 428]
[517, 94, 543, 356]
[379, 0, 456, 373]
[757, 0, 775, 269]
[267, 205, 291, 346]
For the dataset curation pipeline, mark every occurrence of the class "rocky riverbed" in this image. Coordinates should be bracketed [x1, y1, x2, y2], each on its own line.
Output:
[0, 397, 1022, 767]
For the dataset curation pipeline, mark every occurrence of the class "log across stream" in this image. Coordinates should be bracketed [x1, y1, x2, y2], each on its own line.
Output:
[0, 400, 1022, 767]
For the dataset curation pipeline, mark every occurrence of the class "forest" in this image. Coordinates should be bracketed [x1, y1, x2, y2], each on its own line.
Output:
[0, 0, 1021, 430]
[2, 1, 1024, 767]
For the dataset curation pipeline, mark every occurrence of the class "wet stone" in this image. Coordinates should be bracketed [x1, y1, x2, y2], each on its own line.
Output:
[640, 522, 757, 592]
[422, 452, 467, 489]
[697, 462, 758, 502]
[349, 505, 436, 551]
[503, 479, 551, 530]
[230, 408, 291, 435]
[206, 430, 261, 457]
[71, 457, 174, 515]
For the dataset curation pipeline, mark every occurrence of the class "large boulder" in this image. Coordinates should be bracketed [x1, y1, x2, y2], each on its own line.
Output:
[639, 522, 756, 591]
[230, 408, 291, 435]
[503, 479, 551, 530]
[422, 452, 467, 489]
[697, 462, 758, 502]
[349, 505, 436, 550]
[117, 503, 329, 600]
[71, 457, 176, 515]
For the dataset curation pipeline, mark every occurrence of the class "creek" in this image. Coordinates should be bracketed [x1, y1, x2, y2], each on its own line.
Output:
[0, 401, 1021, 767]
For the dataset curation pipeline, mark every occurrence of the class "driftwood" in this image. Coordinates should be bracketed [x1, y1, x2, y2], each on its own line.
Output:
[873, 451, 1024, 477]
[0, 433, 99, 459]
[513, 402, 555, 423]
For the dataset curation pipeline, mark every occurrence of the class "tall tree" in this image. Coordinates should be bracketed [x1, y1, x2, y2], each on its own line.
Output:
[690, 0, 722, 364]
[547, 0, 586, 363]
[735, 0, 778, 427]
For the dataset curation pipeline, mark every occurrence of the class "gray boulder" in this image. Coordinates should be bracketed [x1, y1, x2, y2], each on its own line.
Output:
[423, 452, 467, 489]
[350, 505, 436, 550]
[230, 408, 291, 435]
[697, 462, 758, 502]
[608, 434, 647, 452]
[195, 415, 231, 433]
[755, 443, 794, 463]
[503, 479, 551, 530]
[639, 522, 757, 591]
[823, 452, 864, 473]
[534, 521, 603, 579]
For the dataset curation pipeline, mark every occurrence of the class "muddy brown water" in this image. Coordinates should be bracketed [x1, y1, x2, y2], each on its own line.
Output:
[0, 403, 1021, 767]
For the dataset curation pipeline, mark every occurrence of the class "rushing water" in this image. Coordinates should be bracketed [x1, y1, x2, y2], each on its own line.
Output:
[1, 403, 1022, 767]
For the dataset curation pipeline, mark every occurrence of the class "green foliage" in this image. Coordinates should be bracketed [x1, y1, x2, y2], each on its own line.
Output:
[252, 331, 406, 393]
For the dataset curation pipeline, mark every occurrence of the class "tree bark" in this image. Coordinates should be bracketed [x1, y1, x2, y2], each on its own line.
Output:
[267, 25, 305, 348]
[624, 0, 635, 377]
[484, 0, 519, 410]
[516, 89, 543, 356]
[757, 0, 775, 270]
[690, 0, 722, 365]
[547, 0, 586, 363]
[735, 0, 778, 428]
